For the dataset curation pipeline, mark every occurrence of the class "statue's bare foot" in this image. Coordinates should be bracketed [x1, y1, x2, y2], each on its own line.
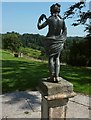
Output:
[47, 75, 55, 82]
[54, 77, 59, 83]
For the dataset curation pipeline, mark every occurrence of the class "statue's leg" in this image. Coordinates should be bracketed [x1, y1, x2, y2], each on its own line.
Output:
[48, 56, 55, 80]
[54, 54, 60, 81]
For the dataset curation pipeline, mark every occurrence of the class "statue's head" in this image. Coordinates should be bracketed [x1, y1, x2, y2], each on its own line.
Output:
[50, 3, 61, 15]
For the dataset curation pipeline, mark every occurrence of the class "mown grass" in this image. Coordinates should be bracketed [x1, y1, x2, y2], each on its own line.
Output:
[2, 50, 48, 93]
[1, 50, 91, 95]
[61, 65, 91, 95]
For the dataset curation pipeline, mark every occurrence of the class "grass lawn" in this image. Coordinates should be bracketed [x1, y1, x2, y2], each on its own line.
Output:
[61, 65, 91, 95]
[1, 50, 91, 95]
[2, 50, 48, 93]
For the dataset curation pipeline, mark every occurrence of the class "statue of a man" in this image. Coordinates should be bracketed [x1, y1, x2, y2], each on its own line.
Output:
[37, 3, 67, 83]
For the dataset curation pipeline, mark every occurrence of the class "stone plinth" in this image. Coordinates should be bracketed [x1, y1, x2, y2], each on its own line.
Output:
[37, 77, 76, 120]
[38, 77, 73, 96]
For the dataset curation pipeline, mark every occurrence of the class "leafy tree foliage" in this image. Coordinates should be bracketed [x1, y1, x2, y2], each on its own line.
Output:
[2, 31, 91, 66]
[2, 32, 22, 52]
[63, 1, 85, 20]
[63, 1, 91, 37]
[20, 33, 45, 50]
[62, 0, 91, 66]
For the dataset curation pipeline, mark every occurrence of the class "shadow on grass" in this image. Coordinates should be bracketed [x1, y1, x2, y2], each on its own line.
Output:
[2, 59, 91, 95]
[2, 60, 48, 93]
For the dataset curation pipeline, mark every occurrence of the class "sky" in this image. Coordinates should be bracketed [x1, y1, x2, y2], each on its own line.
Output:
[1, 1, 89, 37]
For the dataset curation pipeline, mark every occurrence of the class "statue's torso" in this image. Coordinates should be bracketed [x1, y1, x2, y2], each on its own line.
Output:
[47, 15, 64, 37]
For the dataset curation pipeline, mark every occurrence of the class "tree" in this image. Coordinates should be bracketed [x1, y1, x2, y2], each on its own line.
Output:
[63, 0, 91, 66]
[2, 32, 22, 52]
[63, 0, 91, 36]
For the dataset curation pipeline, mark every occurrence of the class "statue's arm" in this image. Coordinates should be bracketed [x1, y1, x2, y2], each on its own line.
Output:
[37, 21, 48, 30]
[37, 14, 48, 30]
[62, 21, 67, 38]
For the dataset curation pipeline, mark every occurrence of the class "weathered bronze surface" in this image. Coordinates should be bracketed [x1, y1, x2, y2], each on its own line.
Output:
[37, 3, 67, 82]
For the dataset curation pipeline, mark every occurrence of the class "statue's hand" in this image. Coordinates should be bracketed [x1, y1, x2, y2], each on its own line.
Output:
[39, 14, 47, 22]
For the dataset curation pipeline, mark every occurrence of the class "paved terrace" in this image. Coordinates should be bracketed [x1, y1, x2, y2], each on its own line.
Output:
[0, 91, 91, 119]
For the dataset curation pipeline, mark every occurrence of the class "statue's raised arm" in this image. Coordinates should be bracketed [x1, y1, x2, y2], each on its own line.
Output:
[37, 14, 48, 30]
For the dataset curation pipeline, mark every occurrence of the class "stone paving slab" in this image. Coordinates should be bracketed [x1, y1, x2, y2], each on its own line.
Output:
[67, 100, 89, 118]
[0, 91, 90, 119]
[70, 93, 89, 107]
[1, 91, 41, 119]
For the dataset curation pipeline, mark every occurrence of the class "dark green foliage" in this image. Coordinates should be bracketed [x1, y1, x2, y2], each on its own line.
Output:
[68, 39, 86, 66]
[62, 37, 91, 66]
[63, 1, 91, 66]
[20, 33, 45, 50]
[2, 32, 22, 52]
[84, 38, 91, 66]
[2, 31, 91, 66]
[0, 34, 2, 49]
[63, 1, 85, 20]
[64, 1, 91, 27]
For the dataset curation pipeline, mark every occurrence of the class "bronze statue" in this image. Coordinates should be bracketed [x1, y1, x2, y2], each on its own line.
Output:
[37, 3, 67, 83]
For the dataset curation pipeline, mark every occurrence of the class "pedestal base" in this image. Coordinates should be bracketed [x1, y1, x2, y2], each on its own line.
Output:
[41, 96, 68, 120]
[38, 77, 73, 96]
[37, 77, 76, 120]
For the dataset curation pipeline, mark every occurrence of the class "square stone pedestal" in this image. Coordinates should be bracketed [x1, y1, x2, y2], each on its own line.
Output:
[37, 77, 76, 120]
